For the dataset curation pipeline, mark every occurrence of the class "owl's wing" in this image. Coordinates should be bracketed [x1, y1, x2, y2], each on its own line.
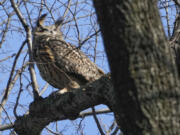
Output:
[49, 39, 104, 84]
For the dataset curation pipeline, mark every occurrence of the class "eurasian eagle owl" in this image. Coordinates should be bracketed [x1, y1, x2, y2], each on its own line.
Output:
[32, 14, 104, 93]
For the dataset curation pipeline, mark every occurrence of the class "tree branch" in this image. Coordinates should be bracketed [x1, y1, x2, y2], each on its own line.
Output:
[0, 63, 28, 114]
[0, 108, 111, 132]
[2, 40, 26, 102]
[0, 123, 14, 131]
[93, 0, 180, 134]
[10, 0, 39, 100]
[13, 74, 113, 135]
[91, 107, 105, 135]
[173, 0, 180, 7]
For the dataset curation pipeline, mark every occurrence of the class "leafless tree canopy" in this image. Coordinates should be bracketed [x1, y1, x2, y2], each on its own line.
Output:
[0, 0, 112, 134]
[0, 0, 179, 135]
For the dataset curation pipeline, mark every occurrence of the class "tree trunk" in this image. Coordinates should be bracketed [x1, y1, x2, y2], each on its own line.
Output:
[93, 0, 180, 135]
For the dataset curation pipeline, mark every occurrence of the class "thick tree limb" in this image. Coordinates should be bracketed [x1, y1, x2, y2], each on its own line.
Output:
[13, 74, 113, 135]
[93, 0, 180, 135]
[0, 109, 111, 132]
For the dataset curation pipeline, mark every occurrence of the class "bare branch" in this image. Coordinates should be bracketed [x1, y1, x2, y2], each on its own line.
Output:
[0, 123, 14, 131]
[13, 71, 24, 118]
[111, 126, 120, 135]
[0, 53, 16, 63]
[0, 63, 28, 113]
[10, 0, 40, 100]
[0, 104, 13, 127]
[173, 0, 180, 7]
[10, 0, 28, 30]
[0, 1, 111, 134]
[0, 0, 6, 5]
[0, 14, 12, 48]
[2, 40, 26, 102]
[63, 0, 72, 18]
[46, 127, 62, 135]
[13, 74, 113, 135]
[0, 108, 111, 132]
[80, 30, 100, 47]
[39, 83, 49, 95]
[79, 108, 111, 117]
[92, 107, 105, 135]
[164, 0, 171, 37]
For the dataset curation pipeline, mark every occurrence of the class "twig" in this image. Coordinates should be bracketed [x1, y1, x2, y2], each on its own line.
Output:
[91, 107, 105, 135]
[0, 123, 14, 131]
[173, 0, 180, 7]
[10, 0, 40, 100]
[38, 0, 44, 18]
[0, 53, 16, 63]
[46, 127, 62, 135]
[111, 126, 120, 135]
[0, 63, 28, 114]
[80, 30, 100, 47]
[13, 69, 24, 118]
[79, 108, 111, 118]
[39, 83, 49, 95]
[93, 28, 98, 63]
[2, 40, 26, 102]
[105, 120, 120, 135]
[63, 0, 72, 18]
[73, 1, 81, 47]
[107, 121, 116, 134]
[23, 1, 33, 28]
[0, 49, 27, 63]
[0, 14, 12, 48]
[43, 0, 56, 22]
[164, 0, 171, 37]
[0, 104, 13, 126]
[0, 0, 6, 5]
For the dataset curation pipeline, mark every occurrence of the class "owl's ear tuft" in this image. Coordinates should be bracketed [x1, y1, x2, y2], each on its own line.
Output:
[55, 17, 64, 29]
[37, 14, 47, 27]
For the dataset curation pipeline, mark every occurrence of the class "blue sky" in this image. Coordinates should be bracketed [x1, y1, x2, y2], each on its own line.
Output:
[0, 0, 177, 134]
[0, 0, 112, 134]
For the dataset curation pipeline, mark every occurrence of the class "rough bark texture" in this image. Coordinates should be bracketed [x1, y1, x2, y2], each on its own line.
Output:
[93, 0, 180, 135]
[170, 14, 180, 76]
[14, 74, 113, 135]
[12, 1, 180, 135]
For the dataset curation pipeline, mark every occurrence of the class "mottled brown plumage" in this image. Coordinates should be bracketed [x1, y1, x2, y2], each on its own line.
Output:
[32, 14, 104, 92]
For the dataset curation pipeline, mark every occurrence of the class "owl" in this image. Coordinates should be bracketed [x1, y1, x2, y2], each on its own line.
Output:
[32, 14, 104, 93]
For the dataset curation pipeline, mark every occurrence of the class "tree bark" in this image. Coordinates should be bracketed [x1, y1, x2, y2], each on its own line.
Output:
[14, 74, 113, 135]
[170, 14, 180, 75]
[11, 1, 180, 135]
[93, 0, 180, 135]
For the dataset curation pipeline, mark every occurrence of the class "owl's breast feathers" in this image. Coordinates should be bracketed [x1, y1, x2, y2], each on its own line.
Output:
[33, 38, 104, 89]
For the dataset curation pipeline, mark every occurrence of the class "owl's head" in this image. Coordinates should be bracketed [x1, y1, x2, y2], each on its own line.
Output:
[33, 14, 64, 38]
